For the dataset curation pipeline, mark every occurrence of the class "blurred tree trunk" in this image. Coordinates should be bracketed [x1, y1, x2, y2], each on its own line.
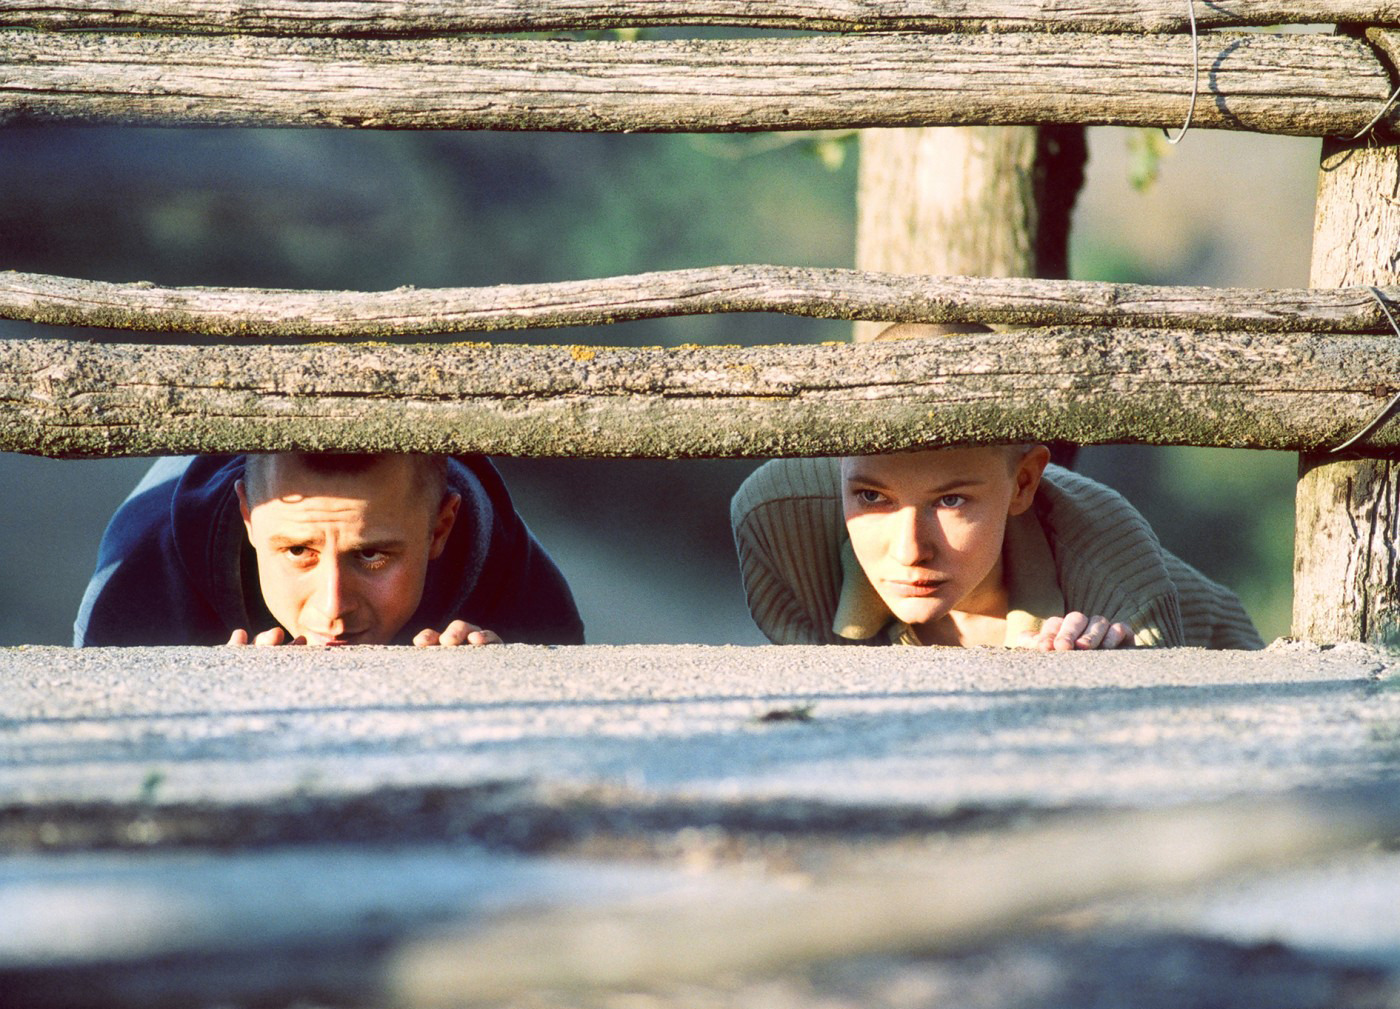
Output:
[855, 124, 1087, 468]
[1293, 138, 1400, 646]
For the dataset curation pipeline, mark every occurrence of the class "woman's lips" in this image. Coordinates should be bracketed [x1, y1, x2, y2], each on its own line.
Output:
[883, 578, 946, 598]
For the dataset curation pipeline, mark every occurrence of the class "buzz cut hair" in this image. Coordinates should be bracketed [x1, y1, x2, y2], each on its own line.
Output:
[241, 453, 450, 511]
[1003, 444, 1036, 472]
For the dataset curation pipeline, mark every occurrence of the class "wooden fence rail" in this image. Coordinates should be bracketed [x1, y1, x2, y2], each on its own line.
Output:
[0, 1, 1391, 35]
[0, 31, 1390, 137]
[4, 268, 1398, 338]
[3, 330, 1395, 458]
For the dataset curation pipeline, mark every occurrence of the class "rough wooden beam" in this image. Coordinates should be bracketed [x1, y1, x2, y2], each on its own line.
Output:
[0, 31, 1390, 137]
[3, 330, 1397, 458]
[4, 268, 1398, 338]
[0, 1, 1390, 35]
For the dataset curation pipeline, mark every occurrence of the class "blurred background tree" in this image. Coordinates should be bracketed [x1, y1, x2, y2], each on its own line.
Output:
[0, 122, 1315, 646]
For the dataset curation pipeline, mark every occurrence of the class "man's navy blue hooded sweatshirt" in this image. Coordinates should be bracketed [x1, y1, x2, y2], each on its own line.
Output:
[74, 455, 584, 646]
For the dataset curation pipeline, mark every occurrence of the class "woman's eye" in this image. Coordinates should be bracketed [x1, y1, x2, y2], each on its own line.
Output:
[855, 489, 885, 505]
[939, 494, 966, 508]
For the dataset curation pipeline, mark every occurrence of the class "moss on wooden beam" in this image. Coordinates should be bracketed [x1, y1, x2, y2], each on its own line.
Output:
[3, 330, 1398, 458]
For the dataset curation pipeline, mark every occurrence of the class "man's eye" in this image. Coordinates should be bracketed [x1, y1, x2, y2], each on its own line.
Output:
[284, 545, 309, 559]
[357, 550, 389, 568]
[939, 494, 967, 508]
[854, 489, 886, 506]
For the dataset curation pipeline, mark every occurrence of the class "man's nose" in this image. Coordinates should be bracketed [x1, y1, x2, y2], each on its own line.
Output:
[889, 506, 934, 567]
[311, 559, 354, 621]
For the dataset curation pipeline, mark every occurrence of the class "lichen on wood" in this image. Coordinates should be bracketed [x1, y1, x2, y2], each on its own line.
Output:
[3, 329, 1398, 458]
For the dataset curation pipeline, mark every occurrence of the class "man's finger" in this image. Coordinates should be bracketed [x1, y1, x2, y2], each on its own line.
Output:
[253, 627, 286, 646]
[228, 628, 250, 646]
[439, 620, 474, 647]
[415, 622, 503, 647]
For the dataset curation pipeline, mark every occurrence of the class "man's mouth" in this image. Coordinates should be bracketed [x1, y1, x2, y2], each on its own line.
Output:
[304, 629, 369, 647]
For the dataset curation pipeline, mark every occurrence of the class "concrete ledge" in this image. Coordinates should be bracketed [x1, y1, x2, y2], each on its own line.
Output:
[5, 643, 1400, 1008]
[4, 642, 1397, 812]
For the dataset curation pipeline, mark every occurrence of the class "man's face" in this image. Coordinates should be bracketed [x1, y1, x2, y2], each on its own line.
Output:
[841, 447, 1044, 634]
[238, 457, 458, 646]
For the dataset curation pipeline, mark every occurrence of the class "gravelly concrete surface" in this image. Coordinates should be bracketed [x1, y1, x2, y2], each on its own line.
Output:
[3, 642, 1398, 808]
[5, 642, 1400, 1008]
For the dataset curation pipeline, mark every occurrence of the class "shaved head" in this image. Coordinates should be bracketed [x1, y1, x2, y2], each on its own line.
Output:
[242, 454, 449, 514]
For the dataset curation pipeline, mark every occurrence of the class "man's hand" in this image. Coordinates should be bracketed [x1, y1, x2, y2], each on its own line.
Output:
[227, 627, 306, 646]
[413, 620, 502, 647]
[1017, 612, 1133, 651]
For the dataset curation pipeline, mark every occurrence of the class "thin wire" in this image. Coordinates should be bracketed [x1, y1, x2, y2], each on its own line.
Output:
[1351, 81, 1400, 141]
[1330, 286, 1400, 454]
[1162, 0, 1198, 145]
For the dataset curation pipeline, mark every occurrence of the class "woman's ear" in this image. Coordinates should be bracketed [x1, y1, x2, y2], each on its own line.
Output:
[1008, 445, 1051, 516]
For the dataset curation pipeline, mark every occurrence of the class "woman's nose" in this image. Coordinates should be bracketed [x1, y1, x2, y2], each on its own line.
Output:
[889, 507, 934, 566]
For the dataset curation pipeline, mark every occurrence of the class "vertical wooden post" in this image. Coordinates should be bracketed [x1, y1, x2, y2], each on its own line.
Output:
[1294, 138, 1400, 646]
[855, 124, 1085, 471]
[854, 125, 1084, 343]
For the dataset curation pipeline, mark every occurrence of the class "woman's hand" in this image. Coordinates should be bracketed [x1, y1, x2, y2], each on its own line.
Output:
[1017, 612, 1133, 651]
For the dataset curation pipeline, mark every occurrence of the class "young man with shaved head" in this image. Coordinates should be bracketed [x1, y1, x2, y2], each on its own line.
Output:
[730, 325, 1262, 651]
[75, 453, 583, 647]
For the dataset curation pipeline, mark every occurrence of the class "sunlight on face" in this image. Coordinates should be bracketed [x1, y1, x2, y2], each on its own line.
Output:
[238, 456, 457, 646]
[841, 447, 1045, 643]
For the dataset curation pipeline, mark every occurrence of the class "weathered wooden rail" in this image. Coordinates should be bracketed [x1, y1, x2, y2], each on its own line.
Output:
[5, 268, 1398, 337]
[0, 30, 1392, 137]
[0, 0, 1392, 35]
[4, 330, 1395, 458]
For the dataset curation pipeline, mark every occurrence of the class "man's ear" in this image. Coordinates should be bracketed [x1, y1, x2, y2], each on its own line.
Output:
[235, 479, 254, 535]
[429, 492, 461, 560]
[1008, 445, 1051, 516]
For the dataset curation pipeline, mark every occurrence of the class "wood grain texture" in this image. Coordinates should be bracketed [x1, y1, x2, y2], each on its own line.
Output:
[3, 330, 1397, 458]
[0, 31, 1390, 137]
[4, 268, 1397, 337]
[1, 1, 1394, 35]
[1293, 136, 1400, 648]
